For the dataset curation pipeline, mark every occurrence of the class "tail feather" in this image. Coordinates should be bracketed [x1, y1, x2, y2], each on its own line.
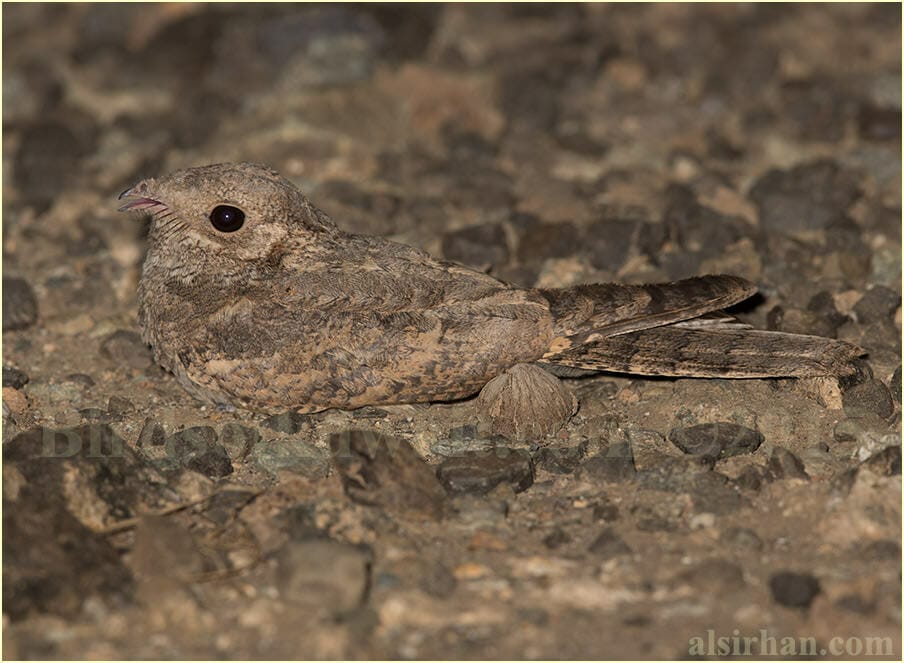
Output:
[542, 324, 864, 379]
[538, 274, 757, 347]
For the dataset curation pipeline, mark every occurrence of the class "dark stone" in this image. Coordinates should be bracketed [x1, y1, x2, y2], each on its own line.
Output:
[202, 489, 258, 526]
[766, 305, 842, 339]
[583, 218, 640, 272]
[166, 427, 233, 479]
[99, 330, 153, 369]
[534, 439, 588, 474]
[668, 423, 764, 462]
[262, 411, 312, 434]
[2, 277, 39, 331]
[64, 373, 96, 388]
[136, 417, 165, 448]
[661, 185, 747, 259]
[418, 561, 457, 599]
[14, 118, 98, 214]
[278, 503, 323, 541]
[636, 456, 742, 515]
[749, 159, 861, 234]
[807, 290, 849, 332]
[516, 221, 582, 263]
[436, 447, 534, 495]
[858, 104, 901, 141]
[78, 407, 108, 422]
[734, 466, 765, 492]
[575, 441, 636, 483]
[768, 571, 821, 609]
[860, 446, 901, 477]
[251, 438, 330, 479]
[843, 379, 895, 419]
[853, 285, 901, 325]
[861, 539, 901, 561]
[3, 366, 30, 389]
[779, 78, 850, 142]
[766, 448, 809, 481]
[441, 223, 509, 269]
[591, 500, 620, 522]
[891, 366, 901, 403]
[218, 423, 260, 462]
[106, 396, 133, 417]
[330, 430, 447, 518]
[588, 527, 631, 558]
[543, 527, 571, 549]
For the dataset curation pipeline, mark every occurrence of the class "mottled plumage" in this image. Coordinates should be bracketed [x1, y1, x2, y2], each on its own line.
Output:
[118, 162, 863, 414]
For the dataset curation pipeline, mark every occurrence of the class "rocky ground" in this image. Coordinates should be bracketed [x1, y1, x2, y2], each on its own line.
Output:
[2, 3, 901, 660]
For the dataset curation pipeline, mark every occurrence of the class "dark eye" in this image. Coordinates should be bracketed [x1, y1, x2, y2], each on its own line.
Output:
[209, 205, 245, 232]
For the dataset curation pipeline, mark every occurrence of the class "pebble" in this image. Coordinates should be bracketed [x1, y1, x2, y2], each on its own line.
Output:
[136, 417, 165, 448]
[588, 527, 631, 558]
[275, 539, 371, 616]
[591, 500, 620, 522]
[99, 330, 153, 369]
[441, 222, 509, 269]
[859, 445, 901, 477]
[668, 423, 763, 462]
[165, 426, 233, 479]
[262, 411, 312, 434]
[766, 448, 809, 481]
[575, 441, 637, 483]
[857, 104, 901, 141]
[853, 285, 901, 324]
[768, 571, 821, 609]
[3, 366, 30, 389]
[2, 277, 39, 331]
[733, 466, 764, 492]
[329, 430, 446, 518]
[218, 423, 260, 462]
[251, 438, 330, 479]
[543, 527, 571, 550]
[436, 447, 534, 495]
[748, 159, 861, 234]
[842, 379, 895, 419]
[534, 440, 588, 475]
[720, 527, 764, 552]
[637, 456, 742, 515]
[892, 367, 901, 403]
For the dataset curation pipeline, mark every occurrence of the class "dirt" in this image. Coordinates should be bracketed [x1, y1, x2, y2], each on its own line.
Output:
[3, 4, 901, 659]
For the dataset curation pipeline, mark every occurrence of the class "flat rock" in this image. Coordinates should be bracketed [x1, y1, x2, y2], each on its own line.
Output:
[436, 447, 534, 495]
[275, 539, 371, 617]
[668, 423, 764, 461]
[2, 277, 39, 331]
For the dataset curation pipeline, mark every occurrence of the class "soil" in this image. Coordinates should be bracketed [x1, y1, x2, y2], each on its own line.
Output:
[3, 4, 901, 660]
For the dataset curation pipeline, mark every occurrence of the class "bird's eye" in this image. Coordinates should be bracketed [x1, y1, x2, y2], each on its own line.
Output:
[209, 205, 245, 232]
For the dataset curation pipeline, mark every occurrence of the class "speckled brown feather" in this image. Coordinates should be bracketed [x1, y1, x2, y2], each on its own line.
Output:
[119, 162, 863, 414]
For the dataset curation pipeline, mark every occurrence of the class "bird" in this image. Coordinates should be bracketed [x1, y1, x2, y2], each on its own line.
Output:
[118, 162, 863, 415]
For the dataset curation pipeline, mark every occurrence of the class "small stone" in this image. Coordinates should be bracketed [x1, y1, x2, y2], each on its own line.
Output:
[861, 539, 900, 561]
[251, 438, 330, 479]
[136, 417, 165, 448]
[329, 430, 446, 519]
[721, 527, 764, 552]
[857, 104, 901, 141]
[534, 440, 588, 474]
[891, 366, 901, 403]
[476, 363, 577, 441]
[275, 539, 371, 616]
[860, 446, 901, 477]
[99, 330, 153, 369]
[2, 277, 39, 331]
[668, 423, 764, 462]
[749, 159, 861, 234]
[106, 395, 133, 417]
[436, 447, 534, 494]
[734, 466, 764, 492]
[588, 527, 631, 558]
[79, 407, 108, 422]
[543, 527, 571, 549]
[441, 222, 509, 269]
[766, 448, 809, 481]
[516, 221, 582, 263]
[262, 411, 312, 434]
[3, 366, 29, 390]
[575, 441, 637, 483]
[853, 285, 901, 324]
[591, 500, 620, 522]
[843, 379, 895, 419]
[418, 561, 457, 599]
[165, 427, 233, 479]
[768, 571, 821, 609]
[218, 423, 260, 462]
